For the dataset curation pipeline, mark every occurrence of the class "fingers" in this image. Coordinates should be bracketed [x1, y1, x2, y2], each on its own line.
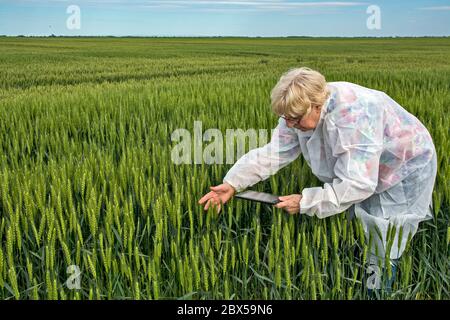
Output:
[204, 199, 211, 211]
[274, 195, 298, 214]
[204, 196, 220, 211]
[199, 187, 227, 213]
[198, 191, 216, 204]
[204, 198, 216, 211]
[204, 198, 222, 213]
[199, 184, 242, 212]
[275, 195, 290, 208]
[275, 203, 296, 214]
[274, 201, 288, 209]
[210, 186, 225, 193]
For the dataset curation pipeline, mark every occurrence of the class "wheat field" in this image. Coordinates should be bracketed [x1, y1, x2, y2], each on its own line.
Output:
[0, 37, 449, 300]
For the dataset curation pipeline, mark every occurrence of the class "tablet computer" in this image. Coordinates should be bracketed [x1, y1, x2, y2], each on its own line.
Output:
[235, 190, 280, 205]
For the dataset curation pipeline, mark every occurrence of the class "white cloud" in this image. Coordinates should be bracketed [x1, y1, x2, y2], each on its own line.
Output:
[137, 0, 368, 12]
[12, 0, 369, 13]
[15, 0, 367, 7]
[140, 1, 368, 7]
[419, 6, 450, 11]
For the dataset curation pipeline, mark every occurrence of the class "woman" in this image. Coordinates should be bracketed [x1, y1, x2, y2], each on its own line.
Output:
[198, 67, 437, 292]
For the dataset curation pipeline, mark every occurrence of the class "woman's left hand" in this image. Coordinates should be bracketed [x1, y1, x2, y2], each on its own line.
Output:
[274, 194, 302, 214]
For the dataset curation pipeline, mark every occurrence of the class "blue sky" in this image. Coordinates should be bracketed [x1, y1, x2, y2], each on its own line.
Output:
[0, 0, 449, 36]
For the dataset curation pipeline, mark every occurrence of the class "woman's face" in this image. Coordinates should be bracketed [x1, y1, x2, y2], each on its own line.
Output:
[283, 105, 322, 131]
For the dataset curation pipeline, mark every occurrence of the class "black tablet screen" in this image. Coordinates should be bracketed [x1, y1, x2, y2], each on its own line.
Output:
[235, 190, 280, 205]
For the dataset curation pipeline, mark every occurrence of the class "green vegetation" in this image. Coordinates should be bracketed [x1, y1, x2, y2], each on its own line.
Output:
[0, 37, 449, 299]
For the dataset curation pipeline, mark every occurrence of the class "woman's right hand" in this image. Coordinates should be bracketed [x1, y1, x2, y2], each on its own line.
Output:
[198, 182, 236, 213]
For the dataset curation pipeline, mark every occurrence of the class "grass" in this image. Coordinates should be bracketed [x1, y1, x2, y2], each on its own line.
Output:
[0, 37, 449, 300]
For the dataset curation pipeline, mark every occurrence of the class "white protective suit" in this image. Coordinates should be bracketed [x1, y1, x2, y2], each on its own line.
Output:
[223, 81, 437, 259]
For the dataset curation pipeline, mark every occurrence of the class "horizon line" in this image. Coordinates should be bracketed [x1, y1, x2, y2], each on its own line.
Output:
[2, 35, 450, 38]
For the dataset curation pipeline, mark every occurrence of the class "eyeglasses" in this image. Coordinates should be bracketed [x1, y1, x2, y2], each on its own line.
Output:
[281, 105, 321, 123]
[281, 114, 303, 122]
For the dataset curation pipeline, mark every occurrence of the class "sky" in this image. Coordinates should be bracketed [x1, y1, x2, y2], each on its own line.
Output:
[0, 0, 449, 37]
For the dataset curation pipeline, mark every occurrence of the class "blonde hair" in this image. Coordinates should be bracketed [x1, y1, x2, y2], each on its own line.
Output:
[271, 67, 329, 118]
